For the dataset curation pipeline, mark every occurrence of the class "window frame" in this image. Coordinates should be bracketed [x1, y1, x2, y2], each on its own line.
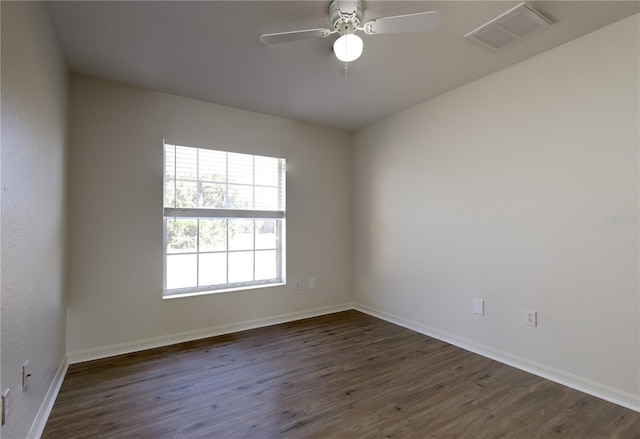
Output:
[162, 142, 286, 298]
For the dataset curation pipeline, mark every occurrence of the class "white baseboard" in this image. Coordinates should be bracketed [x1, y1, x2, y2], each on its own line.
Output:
[48, 300, 638, 439]
[68, 303, 354, 364]
[354, 303, 640, 413]
[28, 355, 69, 439]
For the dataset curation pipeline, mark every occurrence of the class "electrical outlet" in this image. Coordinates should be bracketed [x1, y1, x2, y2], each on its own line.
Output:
[309, 278, 316, 289]
[525, 310, 537, 327]
[294, 280, 301, 290]
[22, 361, 31, 392]
[2, 389, 9, 426]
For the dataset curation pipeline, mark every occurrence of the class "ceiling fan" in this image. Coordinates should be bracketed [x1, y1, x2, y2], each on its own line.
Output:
[260, 0, 440, 63]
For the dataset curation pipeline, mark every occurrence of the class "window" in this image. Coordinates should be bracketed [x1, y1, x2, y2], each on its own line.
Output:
[163, 143, 285, 297]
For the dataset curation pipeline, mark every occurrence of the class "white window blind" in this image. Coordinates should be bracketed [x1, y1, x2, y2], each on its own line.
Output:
[163, 143, 286, 297]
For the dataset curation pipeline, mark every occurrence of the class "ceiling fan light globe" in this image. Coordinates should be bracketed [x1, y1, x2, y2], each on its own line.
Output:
[333, 33, 363, 62]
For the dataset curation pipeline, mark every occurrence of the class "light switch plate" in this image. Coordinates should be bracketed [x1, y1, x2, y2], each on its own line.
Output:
[474, 299, 485, 315]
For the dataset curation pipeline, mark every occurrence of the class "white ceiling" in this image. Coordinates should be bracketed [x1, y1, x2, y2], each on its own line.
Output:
[46, 1, 639, 131]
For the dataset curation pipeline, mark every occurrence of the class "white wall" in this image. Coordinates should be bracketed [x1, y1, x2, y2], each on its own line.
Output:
[66, 75, 352, 357]
[353, 15, 639, 409]
[0, 2, 69, 438]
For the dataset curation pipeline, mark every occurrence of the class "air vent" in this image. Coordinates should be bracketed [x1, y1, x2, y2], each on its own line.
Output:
[465, 2, 552, 51]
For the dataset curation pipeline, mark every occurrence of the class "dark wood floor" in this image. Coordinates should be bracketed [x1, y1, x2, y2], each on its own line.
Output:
[43, 310, 639, 438]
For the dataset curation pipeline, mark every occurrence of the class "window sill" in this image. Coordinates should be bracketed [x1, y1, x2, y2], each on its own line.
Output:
[163, 282, 286, 300]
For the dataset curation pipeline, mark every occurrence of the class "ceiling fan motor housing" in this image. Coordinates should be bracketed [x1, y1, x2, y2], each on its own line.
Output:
[330, 0, 364, 30]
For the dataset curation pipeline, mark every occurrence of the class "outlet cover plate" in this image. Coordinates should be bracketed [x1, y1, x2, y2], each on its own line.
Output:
[2, 389, 9, 425]
[22, 361, 30, 392]
[525, 310, 537, 327]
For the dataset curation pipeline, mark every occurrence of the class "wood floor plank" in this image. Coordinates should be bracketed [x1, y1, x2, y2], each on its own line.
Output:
[42, 310, 639, 438]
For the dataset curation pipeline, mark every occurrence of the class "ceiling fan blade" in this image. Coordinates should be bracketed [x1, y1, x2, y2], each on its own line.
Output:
[260, 28, 331, 45]
[364, 11, 440, 35]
